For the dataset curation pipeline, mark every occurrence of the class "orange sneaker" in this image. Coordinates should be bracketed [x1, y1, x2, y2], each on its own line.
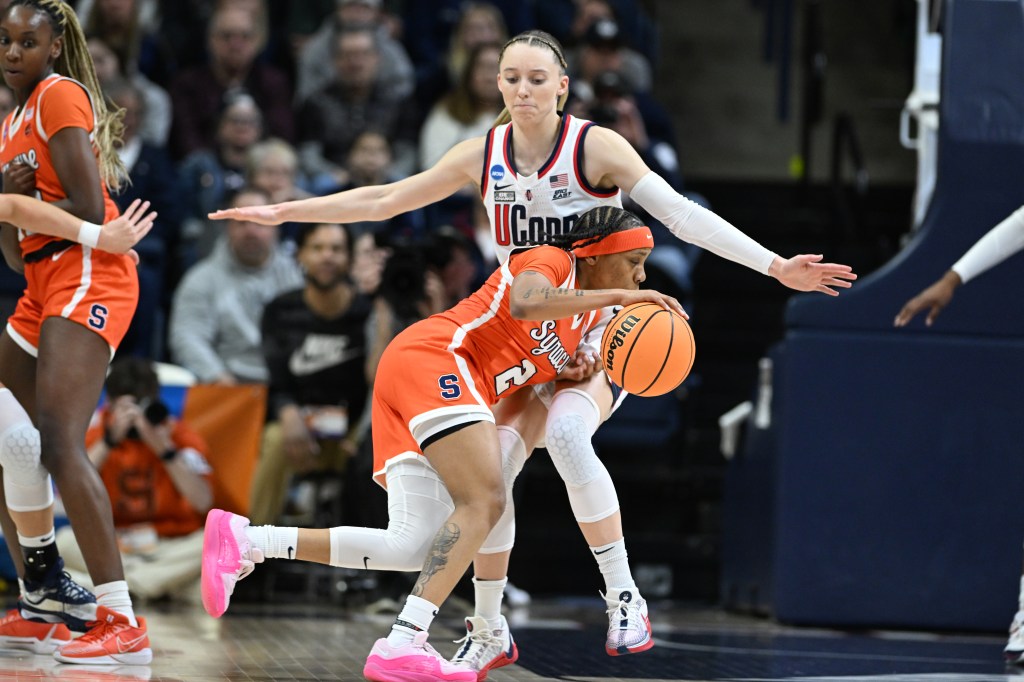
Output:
[54, 606, 152, 665]
[0, 607, 72, 654]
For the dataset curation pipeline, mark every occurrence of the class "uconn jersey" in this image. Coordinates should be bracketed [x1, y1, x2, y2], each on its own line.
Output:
[481, 114, 621, 263]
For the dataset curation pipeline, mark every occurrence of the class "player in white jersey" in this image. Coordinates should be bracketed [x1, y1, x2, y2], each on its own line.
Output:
[210, 29, 856, 678]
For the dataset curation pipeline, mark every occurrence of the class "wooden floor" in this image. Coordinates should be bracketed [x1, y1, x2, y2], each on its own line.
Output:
[0, 588, 1016, 682]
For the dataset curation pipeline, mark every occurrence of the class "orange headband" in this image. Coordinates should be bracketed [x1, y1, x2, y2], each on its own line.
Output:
[573, 226, 654, 257]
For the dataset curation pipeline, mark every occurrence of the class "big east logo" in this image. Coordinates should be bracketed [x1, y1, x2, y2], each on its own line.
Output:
[604, 313, 640, 371]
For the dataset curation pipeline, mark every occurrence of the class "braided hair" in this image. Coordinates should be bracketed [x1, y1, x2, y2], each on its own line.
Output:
[493, 30, 568, 127]
[542, 205, 644, 253]
[7, 0, 128, 190]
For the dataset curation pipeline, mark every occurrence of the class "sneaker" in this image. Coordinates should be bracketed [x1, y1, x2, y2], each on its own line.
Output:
[54, 606, 151, 665]
[22, 559, 97, 632]
[364, 630, 477, 682]
[450, 615, 518, 681]
[0, 607, 72, 654]
[602, 589, 653, 656]
[201, 508, 264, 618]
[1005, 610, 1024, 663]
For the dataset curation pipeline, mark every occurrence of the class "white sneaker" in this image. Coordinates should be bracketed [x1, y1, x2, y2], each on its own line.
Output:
[201, 509, 264, 618]
[451, 615, 518, 680]
[503, 581, 531, 608]
[364, 630, 476, 681]
[602, 589, 653, 656]
[1006, 610, 1024, 663]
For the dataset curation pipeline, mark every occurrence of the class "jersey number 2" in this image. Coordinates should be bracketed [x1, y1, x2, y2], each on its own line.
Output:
[494, 359, 537, 397]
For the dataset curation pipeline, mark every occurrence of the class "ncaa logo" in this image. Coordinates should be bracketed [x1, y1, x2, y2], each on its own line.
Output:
[489, 164, 505, 181]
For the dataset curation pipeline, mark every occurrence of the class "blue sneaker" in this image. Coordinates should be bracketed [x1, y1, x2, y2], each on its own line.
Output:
[21, 558, 97, 632]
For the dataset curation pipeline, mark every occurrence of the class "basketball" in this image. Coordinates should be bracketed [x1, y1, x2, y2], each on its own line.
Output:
[600, 302, 696, 397]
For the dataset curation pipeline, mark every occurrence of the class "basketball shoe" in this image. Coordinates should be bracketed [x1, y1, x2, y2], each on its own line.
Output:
[450, 615, 518, 681]
[603, 589, 653, 656]
[201, 508, 264, 618]
[54, 606, 151, 665]
[1005, 610, 1024, 663]
[21, 558, 97, 632]
[0, 607, 72, 654]
[364, 631, 477, 682]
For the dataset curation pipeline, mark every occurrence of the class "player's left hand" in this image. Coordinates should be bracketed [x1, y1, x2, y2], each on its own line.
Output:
[769, 254, 857, 295]
[98, 199, 156, 253]
[559, 349, 601, 382]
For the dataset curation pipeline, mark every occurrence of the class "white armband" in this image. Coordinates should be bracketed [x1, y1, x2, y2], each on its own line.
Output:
[951, 205, 1024, 284]
[628, 171, 778, 275]
[76, 221, 102, 248]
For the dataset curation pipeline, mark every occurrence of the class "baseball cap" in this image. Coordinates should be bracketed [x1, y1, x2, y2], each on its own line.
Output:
[583, 18, 624, 49]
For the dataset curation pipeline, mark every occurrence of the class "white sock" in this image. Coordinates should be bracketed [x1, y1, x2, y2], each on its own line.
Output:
[473, 576, 506, 628]
[94, 580, 137, 627]
[592, 539, 637, 597]
[245, 525, 297, 560]
[387, 594, 439, 646]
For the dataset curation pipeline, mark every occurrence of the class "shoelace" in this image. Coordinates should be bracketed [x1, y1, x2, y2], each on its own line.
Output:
[54, 572, 95, 603]
[74, 619, 130, 645]
[452, 628, 501, 666]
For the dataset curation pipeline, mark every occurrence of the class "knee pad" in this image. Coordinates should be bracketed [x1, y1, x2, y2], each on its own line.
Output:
[546, 389, 619, 523]
[479, 426, 526, 554]
[0, 422, 54, 512]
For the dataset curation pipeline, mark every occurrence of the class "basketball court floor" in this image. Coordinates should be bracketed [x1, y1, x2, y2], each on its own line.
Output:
[0, 593, 1016, 682]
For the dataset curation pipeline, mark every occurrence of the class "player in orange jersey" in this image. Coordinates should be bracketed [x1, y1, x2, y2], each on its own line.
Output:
[0, 0, 151, 664]
[202, 206, 683, 681]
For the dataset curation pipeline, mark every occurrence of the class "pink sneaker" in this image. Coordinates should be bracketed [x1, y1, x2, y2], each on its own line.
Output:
[364, 631, 477, 682]
[201, 509, 264, 618]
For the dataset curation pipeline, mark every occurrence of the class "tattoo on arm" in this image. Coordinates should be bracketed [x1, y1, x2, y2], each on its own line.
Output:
[520, 287, 610, 302]
[411, 523, 461, 597]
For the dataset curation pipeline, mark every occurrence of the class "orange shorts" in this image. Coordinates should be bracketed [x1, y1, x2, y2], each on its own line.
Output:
[371, 317, 494, 488]
[7, 245, 138, 357]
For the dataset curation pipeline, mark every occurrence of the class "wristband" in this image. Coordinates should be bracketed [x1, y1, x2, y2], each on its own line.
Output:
[77, 221, 102, 248]
[160, 448, 178, 462]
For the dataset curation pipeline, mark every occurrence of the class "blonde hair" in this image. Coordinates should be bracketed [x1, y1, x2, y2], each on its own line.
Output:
[245, 137, 298, 180]
[10, 0, 128, 189]
[492, 30, 568, 127]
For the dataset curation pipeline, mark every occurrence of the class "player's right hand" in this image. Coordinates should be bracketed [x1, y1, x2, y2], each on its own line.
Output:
[98, 199, 156, 253]
[208, 204, 282, 225]
[894, 270, 961, 327]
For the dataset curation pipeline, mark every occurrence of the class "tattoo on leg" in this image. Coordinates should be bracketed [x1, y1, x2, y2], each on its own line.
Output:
[411, 523, 461, 597]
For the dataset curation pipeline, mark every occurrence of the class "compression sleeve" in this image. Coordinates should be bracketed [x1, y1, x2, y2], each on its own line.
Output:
[951, 206, 1024, 284]
[629, 171, 778, 275]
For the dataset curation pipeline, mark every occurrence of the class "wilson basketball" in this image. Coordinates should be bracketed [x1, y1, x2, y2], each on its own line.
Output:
[600, 302, 696, 397]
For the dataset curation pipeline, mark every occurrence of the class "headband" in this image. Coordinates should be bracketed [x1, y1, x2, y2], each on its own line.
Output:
[573, 226, 653, 257]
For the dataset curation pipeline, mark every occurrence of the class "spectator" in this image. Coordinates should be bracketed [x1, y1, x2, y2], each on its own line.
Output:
[297, 26, 417, 180]
[535, 0, 659, 66]
[88, 36, 172, 154]
[169, 187, 303, 384]
[334, 131, 424, 239]
[0, 82, 15, 121]
[423, 227, 485, 307]
[248, 222, 371, 525]
[79, 0, 176, 86]
[55, 358, 212, 603]
[567, 14, 651, 95]
[245, 138, 316, 247]
[418, 42, 502, 170]
[178, 92, 263, 260]
[294, 0, 413, 105]
[168, 3, 293, 159]
[105, 78, 184, 358]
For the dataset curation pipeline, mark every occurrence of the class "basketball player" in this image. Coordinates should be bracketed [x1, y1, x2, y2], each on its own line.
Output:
[203, 206, 684, 681]
[210, 29, 856, 675]
[0, 0, 151, 663]
[894, 204, 1024, 662]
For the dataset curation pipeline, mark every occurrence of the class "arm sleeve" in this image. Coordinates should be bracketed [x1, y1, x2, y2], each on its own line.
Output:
[951, 205, 1024, 284]
[628, 171, 778, 274]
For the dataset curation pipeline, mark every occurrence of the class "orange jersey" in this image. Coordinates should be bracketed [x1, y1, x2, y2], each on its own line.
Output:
[371, 246, 599, 485]
[86, 415, 211, 538]
[0, 75, 119, 256]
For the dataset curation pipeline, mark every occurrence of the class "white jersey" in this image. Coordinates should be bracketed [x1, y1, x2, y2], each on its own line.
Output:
[481, 114, 622, 263]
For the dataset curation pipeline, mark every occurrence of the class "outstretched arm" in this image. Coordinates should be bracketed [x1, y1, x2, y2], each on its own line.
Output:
[895, 205, 1024, 327]
[208, 137, 484, 225]
[586, 127, 856, 295]
[0, 194, 155, 254]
